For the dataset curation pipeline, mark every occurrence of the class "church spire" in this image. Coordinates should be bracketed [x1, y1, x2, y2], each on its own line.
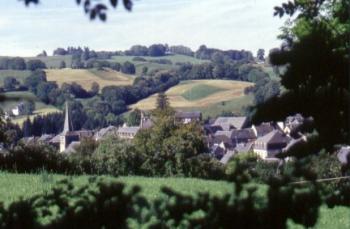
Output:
[63, 101, 71, 133]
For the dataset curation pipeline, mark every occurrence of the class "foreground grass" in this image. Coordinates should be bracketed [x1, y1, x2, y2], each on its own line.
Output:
[0, 172, 233, 204]
[0, 172, 349, 228]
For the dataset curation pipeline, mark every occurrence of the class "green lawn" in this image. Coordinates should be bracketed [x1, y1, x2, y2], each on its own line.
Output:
[181, 84, 225, 101]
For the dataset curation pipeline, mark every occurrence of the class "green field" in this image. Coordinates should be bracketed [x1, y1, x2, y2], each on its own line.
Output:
[0, 172, 349, 228]
[182, 84, 225, 101]
[0, 172, 232, 204]
[0, 70, 32, 86]
[45, 68, 134, 90]
[0, 91, 60, 125]
[24, 55, 73, 68]
[131, 80, 253, 111]
[180, 94, 254, 119]
[111, 54, 208, 75]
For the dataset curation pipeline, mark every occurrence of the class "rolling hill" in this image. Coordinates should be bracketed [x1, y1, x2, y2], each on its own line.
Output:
[0, 91, 60, 125]
[45, 68, 134, 90]
[130, 79, 254, 113]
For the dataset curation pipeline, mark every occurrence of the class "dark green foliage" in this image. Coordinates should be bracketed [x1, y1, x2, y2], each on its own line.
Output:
[148, 44, 167, 57]
[155, 92, 169, 111]
[0, 177, 139, 228]
[126, 45, 149, 56]
[252, 0, 350, 156]
[3, 77, 19, 91]
[131, 56, 147, 62]
[257, 49, 265, 61]
[0, 144, 74, 173]
[169, 45, 194, 56]
[121, 61, 136, 74]
[148, 59, 172, 65]
[26, 60, 46, 71]
[21, 100, 35, 115]
[0, 57, 26, 70]
[127, 109, 141, 126]
[24, 70, 47, 93]
[59, 60, 66, 69]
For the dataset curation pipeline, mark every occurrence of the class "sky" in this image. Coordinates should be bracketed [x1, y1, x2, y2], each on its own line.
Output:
[0, 0, 284, 56]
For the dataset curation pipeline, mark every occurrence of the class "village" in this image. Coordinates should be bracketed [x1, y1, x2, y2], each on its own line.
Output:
[18, 102, 310, 165]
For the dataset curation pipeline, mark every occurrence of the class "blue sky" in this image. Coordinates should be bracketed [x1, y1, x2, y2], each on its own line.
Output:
[0, 0, 284, 56]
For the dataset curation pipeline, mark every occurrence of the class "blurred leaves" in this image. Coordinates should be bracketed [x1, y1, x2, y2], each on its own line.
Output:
[20, 0, 133, 21]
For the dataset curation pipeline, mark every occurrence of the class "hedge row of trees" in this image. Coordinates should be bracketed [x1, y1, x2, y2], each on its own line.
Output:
[0, 58, 46, 71]
[23, 70, 98, 106]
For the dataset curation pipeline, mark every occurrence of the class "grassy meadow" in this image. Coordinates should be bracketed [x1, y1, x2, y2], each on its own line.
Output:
[0, 70, 32, 86]
[0, 172, 349, 228]
[0, 91, 60, 125]
[181, 94, 254, 119]
[45, 68, 134, 90]
[130, 79, 253, 111]
[24, 55, 73, 68]
[111, 54, 208, 75]
[0, 172, 232, 204]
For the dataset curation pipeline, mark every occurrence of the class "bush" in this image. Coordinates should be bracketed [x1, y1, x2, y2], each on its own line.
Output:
[0, 177, 140, 228]
[0, 144, 74, 173]
[132, 57, 147, 62]
[121, 61, 136, 74]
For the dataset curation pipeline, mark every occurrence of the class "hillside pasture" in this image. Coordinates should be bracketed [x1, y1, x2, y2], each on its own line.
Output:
[24, 55, 73, 68]
[0, 70, 32, 86]
[45, 68, 134, 90]
[180, 94, 254, 119]
[130, 80, 253, 110]
[111, 54, 208, 65]
[0, 91, 60, 125]
[110, 54, 208, 75]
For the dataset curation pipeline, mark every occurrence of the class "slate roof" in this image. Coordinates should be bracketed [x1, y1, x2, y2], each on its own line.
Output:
[231, 129, 256, 141]
[253, 123, 275, 137]
[49, 134, 61, 144]
[214, 130, 233, 139]
[94, 126, 118, 140]
[117, 126, 140, 135]
[234, 142, 254, 154]
[38, 134, 54, 142]
[255, 130, 291, 145]
[212, 116, 247, 130]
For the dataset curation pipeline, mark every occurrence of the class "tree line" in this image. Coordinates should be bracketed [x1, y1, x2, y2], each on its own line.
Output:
[0, 58, 46, 71]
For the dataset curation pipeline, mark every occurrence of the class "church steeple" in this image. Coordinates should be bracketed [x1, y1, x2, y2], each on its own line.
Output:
[63, 101, 72, 134]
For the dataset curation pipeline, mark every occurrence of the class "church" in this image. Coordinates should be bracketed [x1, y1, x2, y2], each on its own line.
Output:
[59, 102, 94, 153]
